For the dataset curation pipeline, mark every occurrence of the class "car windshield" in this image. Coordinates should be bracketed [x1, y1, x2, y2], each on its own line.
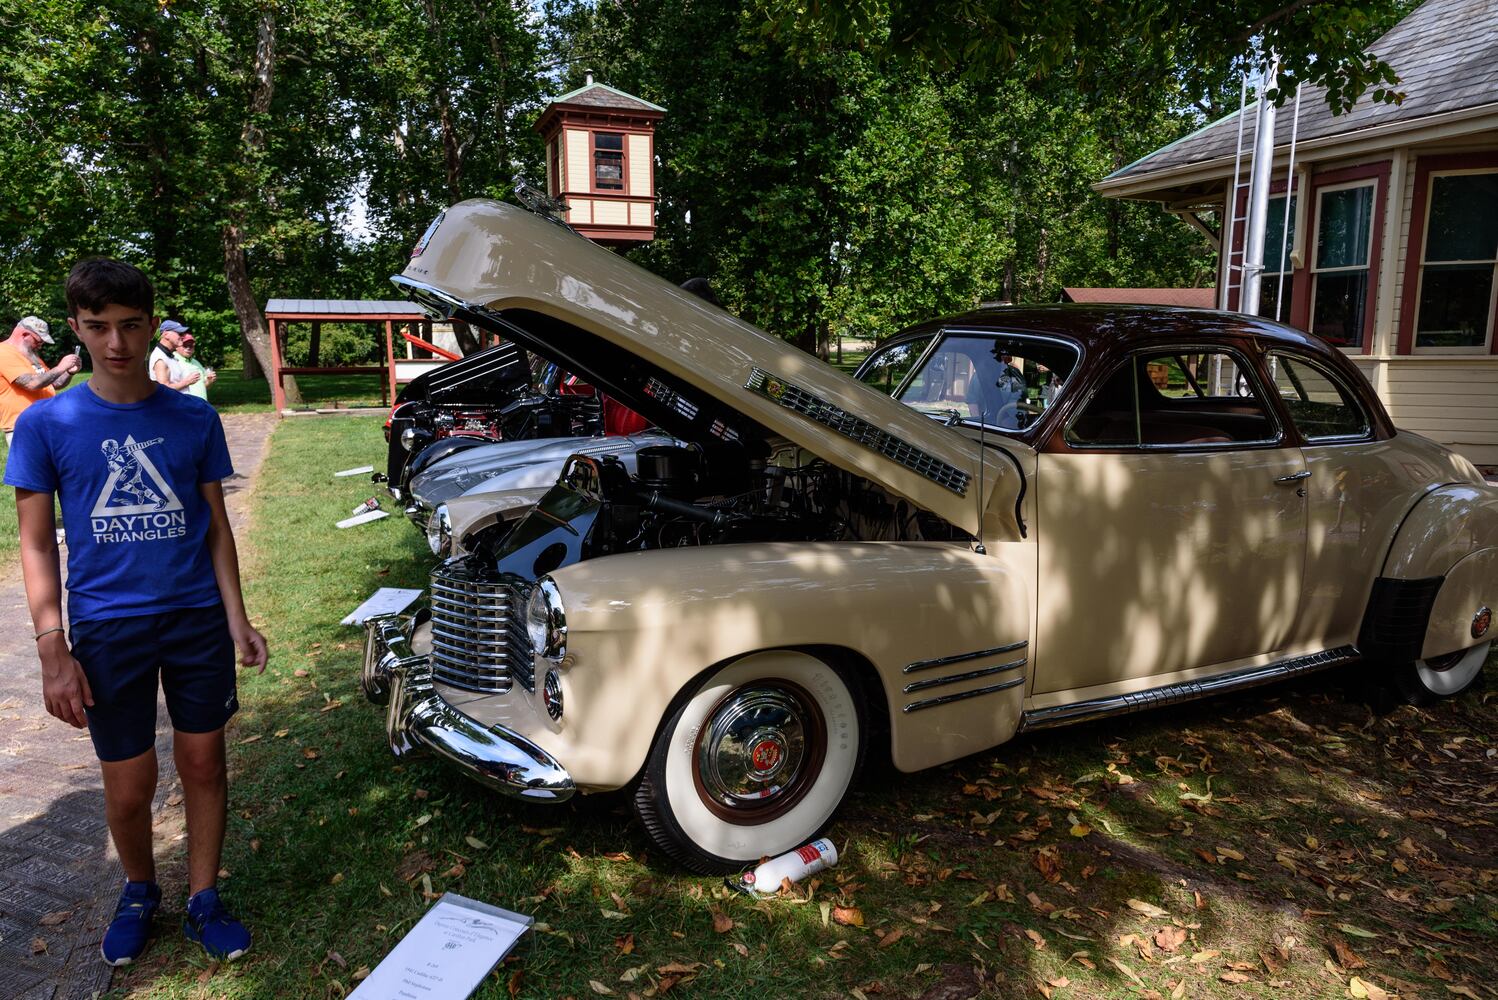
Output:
[894, 333, 1079, 432]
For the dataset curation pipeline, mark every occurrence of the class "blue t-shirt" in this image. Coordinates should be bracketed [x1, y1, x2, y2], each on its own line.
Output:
[4, 383, 234, 623]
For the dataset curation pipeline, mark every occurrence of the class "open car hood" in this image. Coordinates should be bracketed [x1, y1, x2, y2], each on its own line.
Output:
[394, 199, 1016, 539]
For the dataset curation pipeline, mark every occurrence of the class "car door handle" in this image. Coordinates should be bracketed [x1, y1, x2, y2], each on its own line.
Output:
[1274, 470, 1312, 484]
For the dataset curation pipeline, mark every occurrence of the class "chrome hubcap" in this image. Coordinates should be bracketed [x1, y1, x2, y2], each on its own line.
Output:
[695, 685, 819, 816]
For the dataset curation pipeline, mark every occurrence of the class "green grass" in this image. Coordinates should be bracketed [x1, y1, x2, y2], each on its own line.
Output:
[115, 415, 1498, 999]
[196, 371, 389, 413]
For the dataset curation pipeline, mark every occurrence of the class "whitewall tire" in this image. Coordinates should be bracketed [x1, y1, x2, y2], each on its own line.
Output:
[633, 650, 865, 873]
[1394, 640, 1491, 705]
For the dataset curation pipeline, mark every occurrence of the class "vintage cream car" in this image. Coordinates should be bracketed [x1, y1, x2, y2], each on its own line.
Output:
[361, 199, 1497, 872]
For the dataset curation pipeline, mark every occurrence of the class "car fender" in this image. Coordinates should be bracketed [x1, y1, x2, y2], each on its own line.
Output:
[501, 542, 1032, 789]
[1361, 483, 1498, 661]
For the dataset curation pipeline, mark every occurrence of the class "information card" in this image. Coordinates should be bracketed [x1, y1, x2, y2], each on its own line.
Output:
[349, 893, 531, 1000]
[341, 587, 424, 626]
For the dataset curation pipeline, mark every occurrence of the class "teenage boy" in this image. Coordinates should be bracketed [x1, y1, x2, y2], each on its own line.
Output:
[5, 258, 268, 966]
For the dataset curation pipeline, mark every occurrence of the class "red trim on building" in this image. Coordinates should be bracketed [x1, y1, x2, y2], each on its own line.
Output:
[1303, 161, 1390, 354]
[1396, 151, 1498, 355]
[1224, 162, 1391, 355]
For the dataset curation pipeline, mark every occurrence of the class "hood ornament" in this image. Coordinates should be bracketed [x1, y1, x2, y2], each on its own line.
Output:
[511, 174, 578, 235]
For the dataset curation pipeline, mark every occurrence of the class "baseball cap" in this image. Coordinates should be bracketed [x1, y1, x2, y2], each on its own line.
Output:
[180, 333, 195, 345]
[159, 319, 190, 336]
[17, 316, 53, 344]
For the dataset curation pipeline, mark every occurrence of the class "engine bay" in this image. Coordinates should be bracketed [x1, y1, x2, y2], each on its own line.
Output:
[463, 441, 966, 579]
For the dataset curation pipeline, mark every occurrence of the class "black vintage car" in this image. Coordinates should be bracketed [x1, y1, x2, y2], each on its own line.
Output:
[383, 343, 605, 502]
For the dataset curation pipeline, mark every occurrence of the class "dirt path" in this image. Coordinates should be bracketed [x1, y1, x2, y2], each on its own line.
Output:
[0, 412, 276, 1000]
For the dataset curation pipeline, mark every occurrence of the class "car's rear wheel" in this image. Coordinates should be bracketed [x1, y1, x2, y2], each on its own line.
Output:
[633, 650, 865, 874]
[1391, 640, 1491, 706]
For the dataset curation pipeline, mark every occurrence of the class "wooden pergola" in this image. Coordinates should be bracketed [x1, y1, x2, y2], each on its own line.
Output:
[262, 299, 433, 411]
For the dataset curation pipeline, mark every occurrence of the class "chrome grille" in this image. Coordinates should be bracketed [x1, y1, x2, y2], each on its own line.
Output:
[428, 560, 533, 694]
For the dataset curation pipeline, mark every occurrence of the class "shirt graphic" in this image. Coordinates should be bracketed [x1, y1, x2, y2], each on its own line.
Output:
[91, 435, 187, 543]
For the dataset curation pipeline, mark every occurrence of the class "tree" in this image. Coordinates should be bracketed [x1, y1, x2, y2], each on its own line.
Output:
[750, 0, 1421, 115]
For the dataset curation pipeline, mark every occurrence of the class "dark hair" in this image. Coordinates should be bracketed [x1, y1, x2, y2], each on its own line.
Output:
[65, 258, 154, 318]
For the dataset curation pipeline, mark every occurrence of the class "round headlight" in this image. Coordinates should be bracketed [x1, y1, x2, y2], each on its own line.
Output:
[426, 504, 452, 557]
[400, 426, 419, 451]
[525, 577, 567, 661]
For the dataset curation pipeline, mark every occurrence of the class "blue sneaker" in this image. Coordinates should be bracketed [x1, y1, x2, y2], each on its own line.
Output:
[101, 880, 160, 966]
[183, 887, 251, 961]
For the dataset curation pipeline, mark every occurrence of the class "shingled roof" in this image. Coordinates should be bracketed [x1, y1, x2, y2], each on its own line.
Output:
[1098, 0, 1498, 195]
[547, 81, 665, 114]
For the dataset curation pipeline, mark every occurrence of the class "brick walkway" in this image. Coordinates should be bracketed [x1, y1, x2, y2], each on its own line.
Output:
[0, 412, 276, 1000]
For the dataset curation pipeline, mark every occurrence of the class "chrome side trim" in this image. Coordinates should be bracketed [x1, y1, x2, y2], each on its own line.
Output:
[1020, 645, 1360, 732]
[744, 367, 972, 496]
[904, 640, 1028, 674]
[903, 657, 1027, 694]
[361, 614, 574, 801]
[903, 675, 1026, 713]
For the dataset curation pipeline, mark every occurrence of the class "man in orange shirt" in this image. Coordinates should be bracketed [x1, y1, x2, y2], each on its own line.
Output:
[1, 317, 81, 446]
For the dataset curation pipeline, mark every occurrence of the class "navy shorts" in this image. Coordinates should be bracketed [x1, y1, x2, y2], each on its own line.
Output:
[70, 604, 239, 763]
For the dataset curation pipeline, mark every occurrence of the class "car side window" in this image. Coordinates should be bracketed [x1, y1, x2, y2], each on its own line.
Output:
[1066, 349, 1280, 448]
[1267, 353, 1371, 442]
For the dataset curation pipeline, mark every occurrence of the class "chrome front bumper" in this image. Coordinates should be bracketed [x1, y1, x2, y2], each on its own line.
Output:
[361, 614, 574, 801]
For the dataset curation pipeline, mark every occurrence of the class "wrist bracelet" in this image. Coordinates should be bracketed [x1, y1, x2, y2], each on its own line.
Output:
[34, 627, 64, 641]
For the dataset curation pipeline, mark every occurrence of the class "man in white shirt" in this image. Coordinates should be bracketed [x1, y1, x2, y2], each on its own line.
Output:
[150, 320, 200, 392]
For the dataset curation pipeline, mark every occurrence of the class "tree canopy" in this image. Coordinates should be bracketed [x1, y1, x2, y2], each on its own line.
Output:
[0, 0, 1417, 386]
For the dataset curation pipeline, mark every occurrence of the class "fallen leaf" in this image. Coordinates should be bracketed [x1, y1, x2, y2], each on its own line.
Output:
[656, 961, 703, 975]
[396, 850, 435, 882]
[730, 941, 749, 957]
[1220, 970, 1252, 984]
[1336, 923, 1379, 939]
[238, 734, 262, 745]
[326, 950, 347, 969]
[30, 937, 46, 955]
[832, 906, 864, 927]
[1330, 938, 1366, 970]
[1154, 926, 1188, 953]
[165, 793, 184, 807]
[711, 909, 733, 934]
[589, 979, 616, 995]
[1348, 976, 1390, 1000]
[1025, 928, 1046, 950]
[1190, 950, 1220, 964]
[1070, 824, 1092, 837]
[37, 911, 72, 927]
[615, 933, 635, 955]
[465, 835, 488, 850]
[618, 964, 648, 982]
[1034, 846, 1063, 882]
[353, 966, 370, 981]
[1127, 898, 1170, 919]
[330, 872, 345, 885]
[878, 927, 906, 949]
[302, 747, 320, 760]
[1446, 988, 1480, 999]
[1216, 846, 1245, 861]
[1109, 958, 1143, 985]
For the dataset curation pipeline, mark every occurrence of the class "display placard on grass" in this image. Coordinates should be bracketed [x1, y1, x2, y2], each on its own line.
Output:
[348, 893, 531, 1000]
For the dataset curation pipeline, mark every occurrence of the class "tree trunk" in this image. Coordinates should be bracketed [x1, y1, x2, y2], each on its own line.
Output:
[222, 8, 298, 404]
[422, 0, 464, 200]
[451, 319, 481, 356]
[223, 221, 298, 404]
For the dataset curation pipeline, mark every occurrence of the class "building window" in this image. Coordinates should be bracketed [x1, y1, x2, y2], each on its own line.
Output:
[550, 139, 562, 196]
[1259, 194, 1296, 323]
[1308, 181, 1375, 348]
[1415, 171, 1498, 350]
[593, 132, 625, 191]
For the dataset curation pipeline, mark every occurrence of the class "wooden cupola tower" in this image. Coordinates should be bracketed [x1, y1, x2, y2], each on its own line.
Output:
[533, 75, 665, 245]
